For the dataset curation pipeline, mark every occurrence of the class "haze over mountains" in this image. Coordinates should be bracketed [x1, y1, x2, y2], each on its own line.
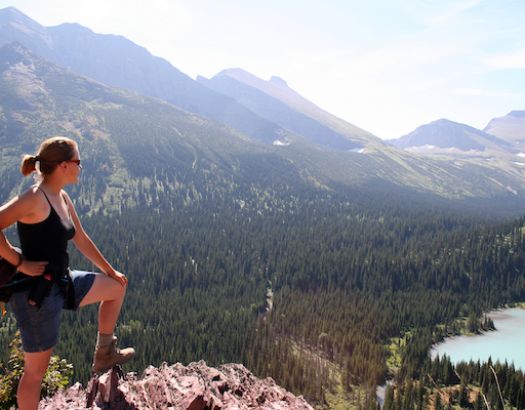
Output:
[1, 6, 525, 213]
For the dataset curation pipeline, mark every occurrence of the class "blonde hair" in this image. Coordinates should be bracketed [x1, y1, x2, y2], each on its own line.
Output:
[20, 136, 77, 177]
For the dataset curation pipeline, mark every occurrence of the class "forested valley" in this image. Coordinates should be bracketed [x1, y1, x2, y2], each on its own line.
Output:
[2, 181, 524, 409]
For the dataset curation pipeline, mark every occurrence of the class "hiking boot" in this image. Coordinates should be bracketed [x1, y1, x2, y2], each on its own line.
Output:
[92, 336, 135, 373]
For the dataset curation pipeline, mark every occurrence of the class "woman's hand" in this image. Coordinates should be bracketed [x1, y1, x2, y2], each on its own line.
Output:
[18, 260, 48, 277]
[107, 270, 128, 287]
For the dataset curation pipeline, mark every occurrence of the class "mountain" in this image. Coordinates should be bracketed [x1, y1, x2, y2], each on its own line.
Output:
[484, 110, 525, 145]
[196, 69, 525, 206]
[198, 68, 380, 150]
[3, 42, 525, 214]
[0, 6, 51, 53]
[0, 42, 317, 213]
[0, 6, 295, 146]
[389, 118, 514, 156]
[4, 7, 525, 210]
[0, 41, 434, 207]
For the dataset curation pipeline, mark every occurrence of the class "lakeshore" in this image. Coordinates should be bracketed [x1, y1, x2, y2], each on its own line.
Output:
[431, 307, 525, 371]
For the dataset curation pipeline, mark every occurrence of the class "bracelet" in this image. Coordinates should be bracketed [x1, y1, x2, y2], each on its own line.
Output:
[14, 253, 24, 269]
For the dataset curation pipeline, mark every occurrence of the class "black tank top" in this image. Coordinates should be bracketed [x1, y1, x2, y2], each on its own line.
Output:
[17, 187, 76, 271]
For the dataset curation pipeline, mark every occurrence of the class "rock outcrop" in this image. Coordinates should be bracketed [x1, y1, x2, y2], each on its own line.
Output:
[39, 361, 314, 410]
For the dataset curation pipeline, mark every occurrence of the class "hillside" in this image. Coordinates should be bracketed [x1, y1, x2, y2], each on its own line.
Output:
[0, 41, 317, 214]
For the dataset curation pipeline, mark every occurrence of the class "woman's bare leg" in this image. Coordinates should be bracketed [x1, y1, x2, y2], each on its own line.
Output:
[79, 273, 133, 372]
[18, 349, 53, 410]
[79, 274, 126, 333]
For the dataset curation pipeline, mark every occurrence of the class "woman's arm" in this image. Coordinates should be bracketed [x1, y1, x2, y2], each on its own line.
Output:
[0, 190, 48, 276]
[63, 192, 127, 286]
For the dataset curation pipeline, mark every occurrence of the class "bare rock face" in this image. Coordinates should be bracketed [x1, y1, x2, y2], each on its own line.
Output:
[39, 361, 314, 410]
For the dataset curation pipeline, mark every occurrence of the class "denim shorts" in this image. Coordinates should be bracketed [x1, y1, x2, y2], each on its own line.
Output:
[9, 270, 96, 353]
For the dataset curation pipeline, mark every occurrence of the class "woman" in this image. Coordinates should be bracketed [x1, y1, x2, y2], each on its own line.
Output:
[0, 137, 134, 410]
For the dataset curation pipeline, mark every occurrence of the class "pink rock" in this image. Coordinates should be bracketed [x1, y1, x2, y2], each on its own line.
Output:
[39, 361, 313, 410]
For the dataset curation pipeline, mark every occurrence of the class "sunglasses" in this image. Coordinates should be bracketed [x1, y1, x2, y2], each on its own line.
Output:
[67, 159, 82, 166]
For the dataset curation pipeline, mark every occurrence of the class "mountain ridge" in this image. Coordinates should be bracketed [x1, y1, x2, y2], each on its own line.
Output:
[2, 9, 525, 210]
[198, 72, 363, 150]
[0, 7, 296, 146]
[3, 41, 525, 210]
[211, 67, 380, 147]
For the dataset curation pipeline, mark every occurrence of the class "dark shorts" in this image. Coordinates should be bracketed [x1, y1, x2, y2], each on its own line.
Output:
[9, 270, 96, 353]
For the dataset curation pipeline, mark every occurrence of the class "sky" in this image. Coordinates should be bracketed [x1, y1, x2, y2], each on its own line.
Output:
[1, 0, 524, 139]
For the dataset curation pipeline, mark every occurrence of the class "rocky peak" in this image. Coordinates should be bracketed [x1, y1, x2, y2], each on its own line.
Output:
[0, 6, 35, 25]
[0, 7, 52, 47]
[39, 361, 314, 409]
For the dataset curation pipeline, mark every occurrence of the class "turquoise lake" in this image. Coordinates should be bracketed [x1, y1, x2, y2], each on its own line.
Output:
[431, 307, 525, 370]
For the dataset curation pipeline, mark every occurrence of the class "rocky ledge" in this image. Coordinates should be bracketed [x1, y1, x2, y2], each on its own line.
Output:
[39, 361, 314, 409]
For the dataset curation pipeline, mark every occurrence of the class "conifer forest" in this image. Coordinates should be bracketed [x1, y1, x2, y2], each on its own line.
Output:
[2, 180, 525, 409]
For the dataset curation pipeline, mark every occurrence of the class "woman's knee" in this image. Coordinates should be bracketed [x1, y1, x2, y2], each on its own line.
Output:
[102, 276, 126, 302]
[21, 368, 46, 384]
[112, 277, 127, 299]
[79, 274, 127, 307]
